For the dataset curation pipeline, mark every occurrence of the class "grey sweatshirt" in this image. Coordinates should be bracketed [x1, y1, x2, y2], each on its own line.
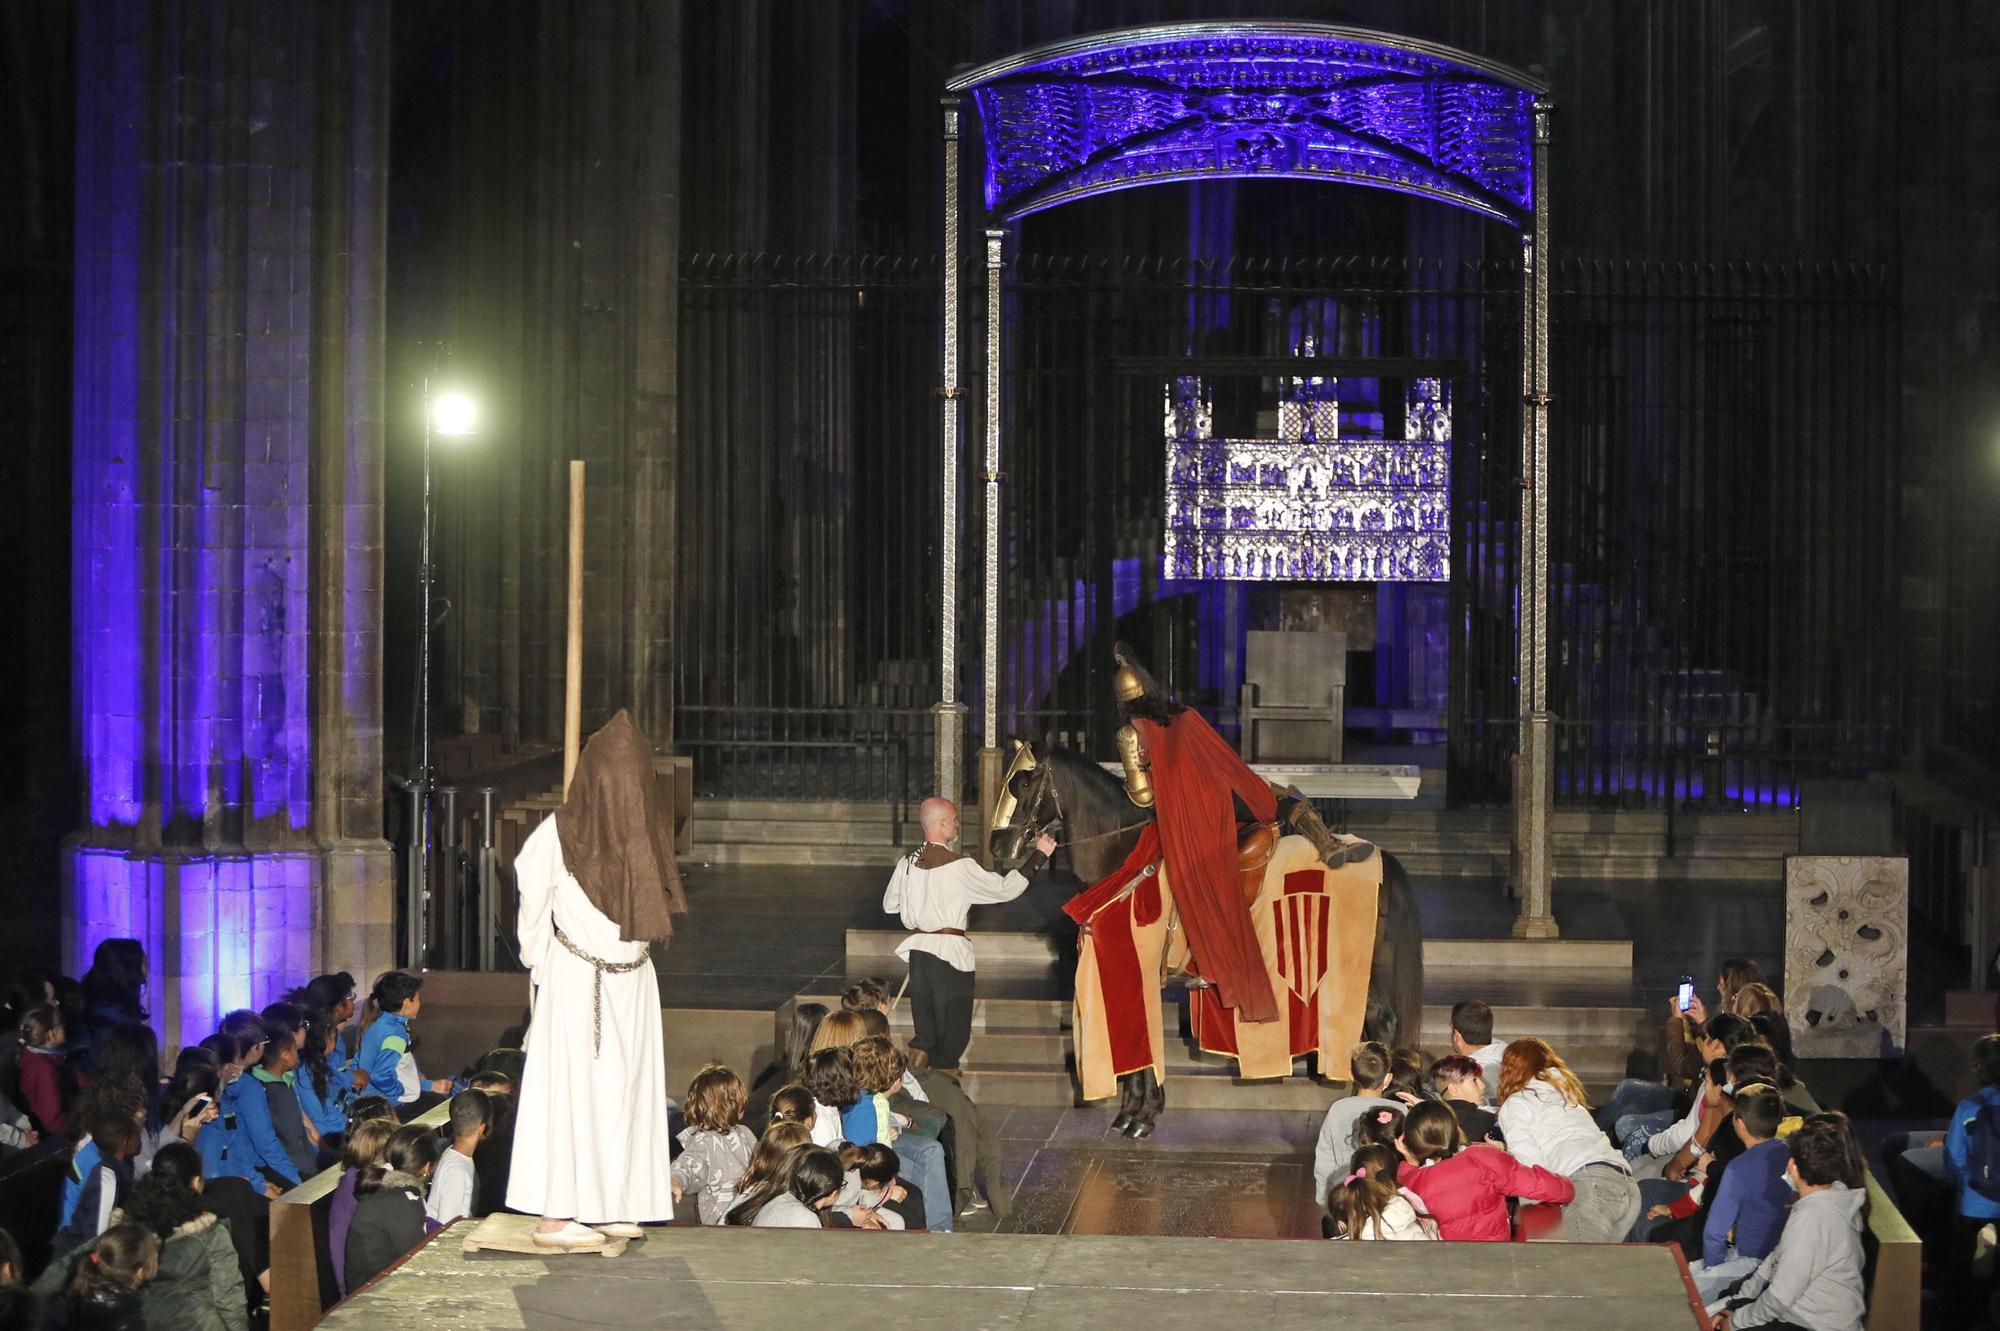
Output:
[671, 1124, 758, 1225]
[1728, 1181, 1867, 1331]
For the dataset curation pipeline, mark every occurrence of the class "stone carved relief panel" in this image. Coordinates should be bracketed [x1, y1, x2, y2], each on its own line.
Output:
[1784, 856, 1908, 1058]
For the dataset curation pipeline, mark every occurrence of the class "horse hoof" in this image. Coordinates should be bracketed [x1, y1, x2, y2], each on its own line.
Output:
[1110, 1112, 1134, 1132]
[1124, 1119, 1155, 1140]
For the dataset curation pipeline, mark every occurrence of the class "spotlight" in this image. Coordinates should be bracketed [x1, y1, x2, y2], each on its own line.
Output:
[430, 390, 478, 438]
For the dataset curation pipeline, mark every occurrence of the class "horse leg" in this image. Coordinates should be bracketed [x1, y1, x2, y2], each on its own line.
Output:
[1363, 852, 1425, 1048]
[1123, 1067, 1164, 1139]
[1110, 1072, 1140, 1133]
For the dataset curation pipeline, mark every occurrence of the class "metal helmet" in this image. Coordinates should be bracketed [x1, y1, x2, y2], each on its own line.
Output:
[1111, 641, 1162, 705]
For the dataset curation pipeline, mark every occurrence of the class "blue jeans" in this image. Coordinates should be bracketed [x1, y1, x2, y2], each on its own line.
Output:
[895, 1131, 953, 1232]
[1596, 1078, 1675, 1131]
[1616, 1109, 1677, 1159]
[1625, 1176, 1692, 1242]
[1690, 1251, 1761, 1301]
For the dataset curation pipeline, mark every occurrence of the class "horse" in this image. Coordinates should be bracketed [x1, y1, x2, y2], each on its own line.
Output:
[990, 741, 1426, 1124]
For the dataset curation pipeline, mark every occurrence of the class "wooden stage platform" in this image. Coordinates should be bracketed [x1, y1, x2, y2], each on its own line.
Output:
[319, 1225, 1706, 1329]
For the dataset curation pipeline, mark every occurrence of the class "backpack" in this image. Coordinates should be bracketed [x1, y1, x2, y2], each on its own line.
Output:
[1967, 1100, 2000, 1201]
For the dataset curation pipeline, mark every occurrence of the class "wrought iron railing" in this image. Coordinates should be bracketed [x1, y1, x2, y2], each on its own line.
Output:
[674, 705, 930, 834]
[1451, 718, 1895, 811]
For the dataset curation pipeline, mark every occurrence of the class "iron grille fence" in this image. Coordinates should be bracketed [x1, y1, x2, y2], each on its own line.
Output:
[675, 251, 1897, 813]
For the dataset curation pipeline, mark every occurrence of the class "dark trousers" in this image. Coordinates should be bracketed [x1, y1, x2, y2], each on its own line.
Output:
[908, 952, 975, 1071]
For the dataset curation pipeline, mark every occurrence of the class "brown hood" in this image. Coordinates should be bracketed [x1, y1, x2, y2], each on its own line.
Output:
[553, 710, 687, 943]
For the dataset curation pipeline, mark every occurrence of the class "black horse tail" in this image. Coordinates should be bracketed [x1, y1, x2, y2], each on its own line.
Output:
[1363, 851, 1425, 1049]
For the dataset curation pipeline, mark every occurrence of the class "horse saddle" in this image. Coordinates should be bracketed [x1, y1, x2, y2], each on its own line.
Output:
[1168, 821, 1283, 991]
[1236, 820, 1281, 904]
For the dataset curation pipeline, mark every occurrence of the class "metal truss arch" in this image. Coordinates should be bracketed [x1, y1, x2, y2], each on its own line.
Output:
[946, 22, 1547, 226]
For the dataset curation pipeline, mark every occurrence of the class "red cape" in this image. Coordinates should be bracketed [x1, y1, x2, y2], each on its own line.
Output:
[1065, 709, 1279, 1024]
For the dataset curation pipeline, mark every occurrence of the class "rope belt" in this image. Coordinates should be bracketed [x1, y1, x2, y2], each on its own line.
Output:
[552, 923, 648, 1056]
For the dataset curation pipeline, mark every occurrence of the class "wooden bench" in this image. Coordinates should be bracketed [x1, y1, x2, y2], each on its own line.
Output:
[270, 1101, 451, 1331]
[1863, 1170, 1920, 1331]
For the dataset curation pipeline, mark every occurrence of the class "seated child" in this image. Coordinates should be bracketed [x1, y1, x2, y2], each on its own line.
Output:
[801, 1049, 859, 1149]
[850, 1038, 951, 1228]
[838, 1142, 921, 1230]
[1687, 1088, 1792, 1300]
[720, 1120, 813, 1224]
[55, 1108, 141, 1254]
[330, 1117, 397, 1297]
[767, 1084, 817, 1135]
[60, 1223, 157, 1328]
[1706, 1113, 1867, 1331]
[1312, 1042, 1402, 1204]
[1327, 1143, 1438, 1240]
[238, 1024, 316, 1189]
[356, 973, 453, 1111]
[672, 1065, 758, 1225]
[1393, 1101, 1574, 1242]
[466, 1073, 515, 1217]
[345, 1125, 441, 1293]
[426, 1090, 491, 1225]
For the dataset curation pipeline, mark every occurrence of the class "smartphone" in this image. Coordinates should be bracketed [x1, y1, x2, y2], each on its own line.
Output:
[186, 1094, 213, 1116]
[1676, 975, 1696, 1012]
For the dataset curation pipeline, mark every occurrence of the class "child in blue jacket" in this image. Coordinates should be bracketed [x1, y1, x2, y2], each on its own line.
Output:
[296, 1008, 353, 1151]
[357, 972, 452, 1109]
[238, 1025, 317, 1188]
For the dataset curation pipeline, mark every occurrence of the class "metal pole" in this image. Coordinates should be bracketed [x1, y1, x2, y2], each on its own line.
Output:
[439, 785, 460, 967]
[977, 226, 1006, 862]
[414, 376, 437, 964]
[477, 786, 498, 972]
[934, 98, 967, 810]
[1513, 98, 1558, 939]
[403, 782, 424, 966]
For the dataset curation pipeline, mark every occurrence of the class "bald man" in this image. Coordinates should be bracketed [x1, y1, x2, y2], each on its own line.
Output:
[881, 798, 1055, 1073]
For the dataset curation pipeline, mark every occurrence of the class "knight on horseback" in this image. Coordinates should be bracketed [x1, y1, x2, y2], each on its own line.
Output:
[1039, 643, 1408, 1137]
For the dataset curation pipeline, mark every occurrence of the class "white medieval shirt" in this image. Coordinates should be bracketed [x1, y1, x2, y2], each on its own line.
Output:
[882, 845, 1035, 974]
[507, 817, 674, 1223]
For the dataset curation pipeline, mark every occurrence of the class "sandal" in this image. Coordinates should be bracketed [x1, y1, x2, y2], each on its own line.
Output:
[594, 1222, 645, 1240]
[530, 1222, 609, 1251]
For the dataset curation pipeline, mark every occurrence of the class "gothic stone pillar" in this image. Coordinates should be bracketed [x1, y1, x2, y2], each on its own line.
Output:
[68, 0, 394, 1047]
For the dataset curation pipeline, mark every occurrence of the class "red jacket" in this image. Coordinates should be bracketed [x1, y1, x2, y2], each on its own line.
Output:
[17, 1046, 72, 1136]
[1398, 1146, 1575, 1241]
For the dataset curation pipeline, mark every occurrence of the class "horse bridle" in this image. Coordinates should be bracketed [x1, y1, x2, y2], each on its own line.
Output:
[1014, 756, 1135, 850]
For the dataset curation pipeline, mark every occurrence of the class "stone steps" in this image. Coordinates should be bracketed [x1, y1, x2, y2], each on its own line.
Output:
[795, 961, 1649, 1107]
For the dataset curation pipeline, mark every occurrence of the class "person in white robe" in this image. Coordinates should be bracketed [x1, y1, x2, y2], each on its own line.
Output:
[882, 797, 1053, 1072]
[509, 710, 686, 1250]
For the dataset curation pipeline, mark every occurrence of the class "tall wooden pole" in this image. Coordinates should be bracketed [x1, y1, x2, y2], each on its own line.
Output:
[563, 460, 585, 796]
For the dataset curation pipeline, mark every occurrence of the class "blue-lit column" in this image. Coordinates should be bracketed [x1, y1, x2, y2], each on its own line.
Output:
[68, 0, 395, 1046]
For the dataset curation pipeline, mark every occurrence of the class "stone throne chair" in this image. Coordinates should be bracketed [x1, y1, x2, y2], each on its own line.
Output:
[1238, 630, 1347, 764]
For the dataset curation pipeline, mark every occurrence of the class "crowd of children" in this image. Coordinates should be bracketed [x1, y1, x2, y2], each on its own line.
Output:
[1313, 961, 1875, 1331]
[0, 949, 1004, 1327]
[0, 942, 526, 1328]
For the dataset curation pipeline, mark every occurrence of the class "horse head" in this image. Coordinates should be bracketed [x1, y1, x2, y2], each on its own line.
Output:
[987, 739, 1055, 870]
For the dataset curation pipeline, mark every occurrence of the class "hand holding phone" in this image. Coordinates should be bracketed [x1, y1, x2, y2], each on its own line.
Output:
[1676, 975, 1696, 1013]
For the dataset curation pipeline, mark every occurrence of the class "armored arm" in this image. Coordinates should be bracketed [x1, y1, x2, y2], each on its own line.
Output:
[1115, 723, 1154, 808]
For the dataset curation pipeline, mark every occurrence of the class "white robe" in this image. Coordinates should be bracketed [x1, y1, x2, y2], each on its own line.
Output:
[506, 817, 673, 1223]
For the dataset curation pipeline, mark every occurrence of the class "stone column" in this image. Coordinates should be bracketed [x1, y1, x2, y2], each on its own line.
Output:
[68, 0, 393, 1047]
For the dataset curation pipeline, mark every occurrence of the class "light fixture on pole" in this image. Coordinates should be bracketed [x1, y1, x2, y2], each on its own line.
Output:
[410, 379, 478, 968]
